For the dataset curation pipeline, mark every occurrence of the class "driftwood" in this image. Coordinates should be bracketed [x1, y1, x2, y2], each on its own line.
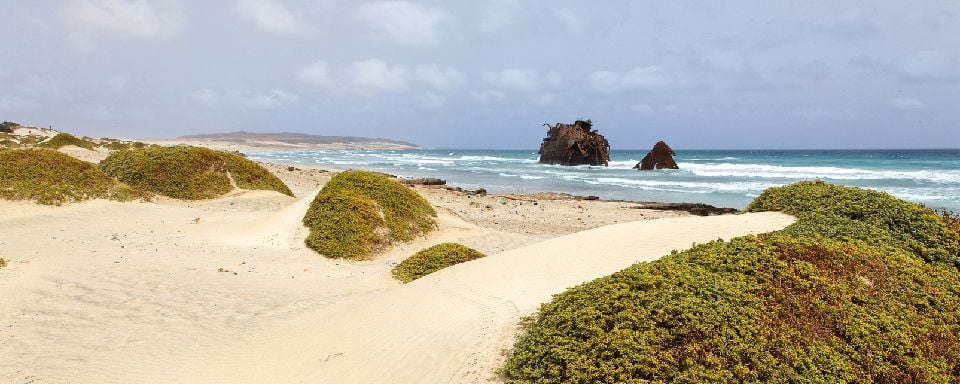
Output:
[634, 141, 679, 170]
[538, 120, 610, 166]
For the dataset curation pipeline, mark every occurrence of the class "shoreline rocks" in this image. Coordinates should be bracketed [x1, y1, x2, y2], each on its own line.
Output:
[634, 141, 679, 170]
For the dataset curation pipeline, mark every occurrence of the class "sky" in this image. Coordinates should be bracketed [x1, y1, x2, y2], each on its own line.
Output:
[1, 1, 958, 149]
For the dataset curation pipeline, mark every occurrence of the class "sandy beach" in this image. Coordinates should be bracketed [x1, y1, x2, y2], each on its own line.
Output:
[0, 149, 793, 383]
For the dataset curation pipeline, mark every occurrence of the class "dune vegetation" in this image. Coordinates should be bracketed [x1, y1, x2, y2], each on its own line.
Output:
[100, 140, 147, 151]
[38, 133, 97, 150]
[503, 180, 960, 383]
[0, 149, 145, 205]
[392, 243, 486, 283]
[0, 121, 18, 133]
[303, 170, 437, 259]
[99, 146, 292, 200]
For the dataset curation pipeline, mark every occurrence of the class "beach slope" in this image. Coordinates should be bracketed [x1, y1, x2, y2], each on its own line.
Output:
[179, 212, 794, 383]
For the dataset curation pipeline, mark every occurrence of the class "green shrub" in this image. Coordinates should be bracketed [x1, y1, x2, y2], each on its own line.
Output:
[392, 243, 486, 282]
[38, 133, 96, 150]
[321, 170, 436, 242]
[0, 139, 19, 149]
[747, 180, 960, 267]
[0, 121, 17, 133]
[18, 135, 42, 146]
[303, 171, 437, 259]
[303, 190, 388, 259]
[0, 149, 145, 205]
[503, 181, 960, 383]
[221, 152, 293, 196]
[99, 146, 292, 200]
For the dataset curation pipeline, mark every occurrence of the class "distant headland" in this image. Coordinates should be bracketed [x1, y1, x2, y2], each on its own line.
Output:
[169, 131, 421, 150]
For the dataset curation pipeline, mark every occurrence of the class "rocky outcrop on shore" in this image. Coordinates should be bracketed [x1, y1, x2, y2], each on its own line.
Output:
[538, 120, 610, 166]
[634, 141, 679, 170]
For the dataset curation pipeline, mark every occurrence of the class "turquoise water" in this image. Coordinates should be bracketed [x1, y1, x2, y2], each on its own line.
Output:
[247, 149, 960, 211]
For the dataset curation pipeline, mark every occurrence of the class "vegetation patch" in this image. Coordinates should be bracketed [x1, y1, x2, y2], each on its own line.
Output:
[503, 181, 960, 383]
[303, 171, 437, 259]
[0, 149, 144, 205]
[38, 133, 96, 150]
[392, 243, 486, 283]
[0, 121, 18, 133]
[321, 170, 436, 242]
[0, 258, 5, 268]
[221, 152, 293, 196]
[100, 140, 147, 151]
[99, 146, 292, 200]
[303, 190, 388, 259]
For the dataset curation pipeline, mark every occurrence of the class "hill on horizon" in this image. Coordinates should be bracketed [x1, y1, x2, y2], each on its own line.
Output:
[176, 131, 421, 149]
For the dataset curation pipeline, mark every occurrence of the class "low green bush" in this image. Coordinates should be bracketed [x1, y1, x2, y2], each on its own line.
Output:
[303, 171, 437, 259]
[303, 190, 388, 259]
[0, 121, 17, 133]
[747, 180, 960, 267]
[221, 152, 293, 196]
[38, 133, 96, 150]
[17, 135, 42, 146]
[101, 140, 149, 151]
[503, 181, 960, 383]
[321, 170, 436, 242]
[99, 146, 292, 200]
[392, 243, 486, 282]
[0, 149, 144, 205]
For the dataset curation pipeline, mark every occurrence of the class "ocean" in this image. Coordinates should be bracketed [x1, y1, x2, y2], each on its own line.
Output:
[247, 149, 960, 212]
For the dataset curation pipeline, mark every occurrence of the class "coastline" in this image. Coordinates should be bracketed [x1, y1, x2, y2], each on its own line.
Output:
[0, 145, 794, 383]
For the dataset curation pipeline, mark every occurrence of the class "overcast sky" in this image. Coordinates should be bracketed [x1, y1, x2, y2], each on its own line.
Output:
[1, 1, 958, 149]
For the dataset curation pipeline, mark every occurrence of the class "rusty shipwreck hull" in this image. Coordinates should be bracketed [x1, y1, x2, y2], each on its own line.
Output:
[538, 120, 610, 166]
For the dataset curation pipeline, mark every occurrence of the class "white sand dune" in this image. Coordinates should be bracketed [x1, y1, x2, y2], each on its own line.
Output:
[0, 186, 792, 384]
[172, 212, 795, 384]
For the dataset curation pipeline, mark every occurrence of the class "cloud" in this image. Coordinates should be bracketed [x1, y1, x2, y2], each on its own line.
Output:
[477, 0, 519, 33]
[191, 89, 219, 106]
[423, 92, 446, 108]
[234, 0, 312, 35]
[61, 0, 183, 40]
[896, 51, 959, 82]
[298, 60, 332, 86]
[588, 66, 684, 93]
[483, 69, 561, 92]
[191, 89, 299, 108]
[552, 9, 585, 34]
[238, 89, 299, 108]
[346, 59, 408, 93]
[356, 1, 454, 47]
[890, 97, 925, 111]
[415, 65, 465, 90]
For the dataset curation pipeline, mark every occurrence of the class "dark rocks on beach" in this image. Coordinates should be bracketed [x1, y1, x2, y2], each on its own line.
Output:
[403, 178, 447, 186]
[444, 186, 487, 196]
[538, 120, 610, 166]
[633, 202, 738, 216]
[634, 141, 679, 170]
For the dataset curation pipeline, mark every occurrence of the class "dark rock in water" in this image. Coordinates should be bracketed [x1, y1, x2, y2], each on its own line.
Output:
[634, 141, 679, 170]
[633, 202, 737, 216]
[403, 177, 446, 186]
[538, 120, 610, 166]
